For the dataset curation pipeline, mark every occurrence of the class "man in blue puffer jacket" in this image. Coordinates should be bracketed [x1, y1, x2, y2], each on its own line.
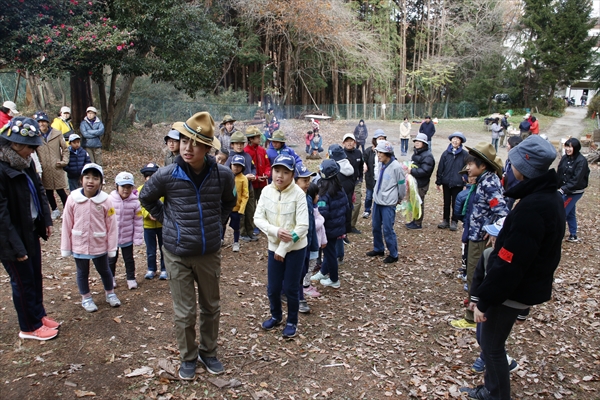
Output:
[140, 112, 236, 380]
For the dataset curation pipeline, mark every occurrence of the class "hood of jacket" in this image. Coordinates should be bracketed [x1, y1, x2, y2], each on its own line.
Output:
[337, 159, 354, 176]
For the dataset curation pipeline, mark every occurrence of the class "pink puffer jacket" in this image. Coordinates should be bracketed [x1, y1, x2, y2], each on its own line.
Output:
[109, 190, 143, 246]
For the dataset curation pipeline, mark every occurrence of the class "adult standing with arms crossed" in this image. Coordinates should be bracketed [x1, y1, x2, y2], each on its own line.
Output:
[80, 106, 105, 165]
[140, 112, 236, 379]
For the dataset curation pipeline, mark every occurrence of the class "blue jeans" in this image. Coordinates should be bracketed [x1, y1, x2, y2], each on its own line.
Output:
[364, 188, 374, 213]
[400, 139, 409, 154]
[267, 248, 306, 325]
[144, 228, 165, 272]
[75, 254, 114, 294]
[319, 238, 339, 282]
[372, 203, 398, 257]
[492, 138, 499, 152]
[68, 178, 81, 191]
[2, 238, 45, 332]
[480, 304, 521, 400]
[563, 193, 583, 236]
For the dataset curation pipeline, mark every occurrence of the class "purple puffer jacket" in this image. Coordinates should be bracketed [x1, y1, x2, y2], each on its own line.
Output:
[109, 190, 143, 247]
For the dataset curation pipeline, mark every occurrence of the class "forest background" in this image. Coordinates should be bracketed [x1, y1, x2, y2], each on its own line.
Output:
[0, 0, 598, 148]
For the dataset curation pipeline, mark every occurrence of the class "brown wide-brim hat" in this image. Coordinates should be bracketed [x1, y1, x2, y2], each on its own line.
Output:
[465, 142, 501, 174]
[174, 112, 221, 149]
[222, 114, 236, 124]
[245, 126, 262, 137]
[270, 130, 286, 142]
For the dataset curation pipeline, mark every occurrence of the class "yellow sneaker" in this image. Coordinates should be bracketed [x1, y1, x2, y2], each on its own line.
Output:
[450, 318, 476, 330]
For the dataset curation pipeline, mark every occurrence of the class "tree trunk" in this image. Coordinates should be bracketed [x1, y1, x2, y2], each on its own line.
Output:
[56, 77, 66, 105]
[26, 72, 43, 110]
[97, 70, 136, 150]
[70, 71, 93, 133]
[43, 80, 57, 103]
[346, 82, 351, 119]
[332, 60, 339, 117]
[362, 83, 366, 118]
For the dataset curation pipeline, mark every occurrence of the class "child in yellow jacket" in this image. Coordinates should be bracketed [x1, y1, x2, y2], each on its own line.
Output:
[223, 155, 249, 252]
[138, 163, 167, 280]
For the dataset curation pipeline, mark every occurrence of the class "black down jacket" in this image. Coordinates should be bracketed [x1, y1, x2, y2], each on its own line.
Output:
[140, 155, 236, 257]
[436, 145, 467, 188]
[410, 147, 436, 188]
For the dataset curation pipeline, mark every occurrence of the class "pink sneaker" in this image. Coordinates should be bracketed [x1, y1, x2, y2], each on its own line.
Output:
[303, 286, 321, 298]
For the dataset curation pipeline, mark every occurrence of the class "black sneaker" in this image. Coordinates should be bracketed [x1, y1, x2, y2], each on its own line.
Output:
[178, 360, 197, 380]
[343, 237, 351, 245]
[566, 234, 578, 242]
[198, 354, 224, 375]
[350, 227, 362, 234]
[383, 255, 398, 263]
[366, 250, 384, 257]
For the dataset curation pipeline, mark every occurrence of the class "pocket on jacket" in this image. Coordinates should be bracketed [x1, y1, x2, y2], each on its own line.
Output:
[72, 230, 83, 236]
[93, 232, 107, 237]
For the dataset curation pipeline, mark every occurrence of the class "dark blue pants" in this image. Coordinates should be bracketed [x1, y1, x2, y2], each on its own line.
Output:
[108, 245, 136, 280]
[267, 248, 306, 325]
[480, 305, 520, 400]
[144, 228, 165, 272]
[298, 249, 310, 301]
[364, 188, 374, 214]
[2, 238, 45, 332]
[319, 238, 339, 282]
[76, 254, 114, 294]
[563, 193, 583, 236]
[400, 139, 409, 154]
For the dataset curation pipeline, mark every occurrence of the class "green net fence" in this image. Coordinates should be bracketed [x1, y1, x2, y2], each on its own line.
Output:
[128, 98, 485, 124]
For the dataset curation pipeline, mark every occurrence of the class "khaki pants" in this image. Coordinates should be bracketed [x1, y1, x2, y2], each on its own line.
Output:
[351, 181, 363, 229]
[85, 147, 102, 166]
[415, 184, 429, 226]
[465, 240, 488, 322]
[163, 247, 221, 361]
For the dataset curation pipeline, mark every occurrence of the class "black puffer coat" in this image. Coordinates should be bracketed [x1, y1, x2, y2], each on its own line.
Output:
[557, 153, 589, 195]
[363, 146, 376, 190]
[140, 155, 236, 257]
[435, 145, 467, 188]
[471, 169, 565, 312]
[0, 160, 52, 261]
[410, 147, 436, 188]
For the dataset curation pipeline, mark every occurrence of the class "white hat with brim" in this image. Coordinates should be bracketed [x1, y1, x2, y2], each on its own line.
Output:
[60, 106, 71, 114]
[2, 101, 19, 115]
[81, 163, 104, 178]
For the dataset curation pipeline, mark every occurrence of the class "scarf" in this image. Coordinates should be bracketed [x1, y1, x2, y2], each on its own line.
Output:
[0, 144, 32, 170]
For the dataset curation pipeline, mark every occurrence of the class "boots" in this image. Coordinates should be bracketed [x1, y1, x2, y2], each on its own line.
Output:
[450, 221, 458, 231]
[438, 219, 450, 229]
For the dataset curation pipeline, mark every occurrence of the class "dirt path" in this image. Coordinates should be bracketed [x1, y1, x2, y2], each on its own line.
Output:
[542, 106, 588, 142]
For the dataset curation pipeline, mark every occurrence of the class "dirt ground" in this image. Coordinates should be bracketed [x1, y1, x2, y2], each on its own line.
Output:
[1, 117, 599, 400]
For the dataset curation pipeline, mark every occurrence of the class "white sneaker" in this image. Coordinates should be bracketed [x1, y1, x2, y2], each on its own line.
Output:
[51, 209, 61, 220]
[127, 280, 138, 290]
[320, 278, 340, 288]
[310, 271, 328, 281]
[105, 293, 121, 307]
[82, 298, 98, 312]
[232, 242, 240, 252]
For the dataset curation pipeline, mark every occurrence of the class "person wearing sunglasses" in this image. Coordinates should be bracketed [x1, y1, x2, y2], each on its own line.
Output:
[0, 117, 58, 341]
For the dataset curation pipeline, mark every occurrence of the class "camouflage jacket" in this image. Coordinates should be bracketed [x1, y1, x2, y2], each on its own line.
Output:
[468, 170, 508, 242]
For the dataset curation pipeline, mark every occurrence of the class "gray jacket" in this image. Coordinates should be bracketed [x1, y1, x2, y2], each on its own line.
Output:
[373, 158, 406, 206]
[139, 156, 236, 257]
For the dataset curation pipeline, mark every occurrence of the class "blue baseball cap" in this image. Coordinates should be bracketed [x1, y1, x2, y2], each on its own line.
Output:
[272, 154, 296, 171]
[295, 164, 317, 179]
[231, 154, 246, 171]
[483, 217, 506, 237]
[328, 144, 346, 161]
[319, 159, 340, 180]
[115, 171, 135, 186]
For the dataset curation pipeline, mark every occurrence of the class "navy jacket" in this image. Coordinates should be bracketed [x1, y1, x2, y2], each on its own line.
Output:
[419, 121, 436, 140]
[64, 147, 91, 179]
[318, 190, 349, 239]
[435, 145, 466, 188]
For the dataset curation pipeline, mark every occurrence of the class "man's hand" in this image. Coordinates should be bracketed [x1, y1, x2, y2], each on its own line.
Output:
[277, 228, 292, 243]
[17, 255, 28, 262]
[474, 306, 487, 323]
[46, 226, 53, 238]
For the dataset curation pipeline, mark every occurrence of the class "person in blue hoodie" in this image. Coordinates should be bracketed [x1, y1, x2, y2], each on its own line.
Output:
[435, 132, 467, 231]
[63, 134, 91, 191]
[266, 130, 303, 167]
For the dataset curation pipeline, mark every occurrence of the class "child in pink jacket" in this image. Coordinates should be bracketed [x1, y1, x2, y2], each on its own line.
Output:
[108, 172, 143, 290]
[61, 163, 120, 312]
